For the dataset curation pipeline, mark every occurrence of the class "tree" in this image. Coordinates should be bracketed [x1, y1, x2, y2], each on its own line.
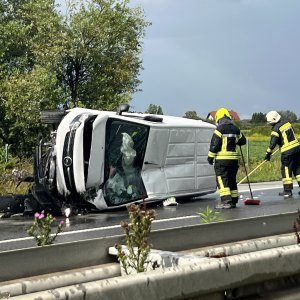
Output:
[0, 0, 65, 155]
[183, 111, 200, 120]
[0, 0, 149, 156]
[250, 112, 266, 124]
[57, 0, 149, 109]
[278, 110, 297, 123]
[145, 104, 163, 115]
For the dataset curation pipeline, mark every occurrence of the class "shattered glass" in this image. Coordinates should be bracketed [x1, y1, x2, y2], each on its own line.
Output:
[103, 119, 149, 206]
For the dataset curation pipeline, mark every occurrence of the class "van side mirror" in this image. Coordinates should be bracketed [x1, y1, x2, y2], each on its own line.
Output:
[117, 104, 130, 115]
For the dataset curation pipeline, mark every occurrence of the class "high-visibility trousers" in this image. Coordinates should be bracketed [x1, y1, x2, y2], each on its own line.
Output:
[214, 160, 239, 204]
[281, 152, 300, 192]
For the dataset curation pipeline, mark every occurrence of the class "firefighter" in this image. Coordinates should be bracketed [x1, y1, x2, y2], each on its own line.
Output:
[207, 108, 246, 209]
[264, 111, 300, 197]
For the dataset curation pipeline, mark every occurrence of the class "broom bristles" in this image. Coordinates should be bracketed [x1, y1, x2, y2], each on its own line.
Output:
[244, 199, 261, 205]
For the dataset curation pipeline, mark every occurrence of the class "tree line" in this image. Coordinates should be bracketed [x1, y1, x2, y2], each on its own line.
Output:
[145, 105, 300, 130]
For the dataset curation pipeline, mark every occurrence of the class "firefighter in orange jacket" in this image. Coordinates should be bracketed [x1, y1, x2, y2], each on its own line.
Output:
[207, 108, 246, 209]
[264, 111, 300, 197]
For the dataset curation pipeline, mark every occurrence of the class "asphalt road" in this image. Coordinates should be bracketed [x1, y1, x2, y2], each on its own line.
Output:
[1, 181, 300, 251]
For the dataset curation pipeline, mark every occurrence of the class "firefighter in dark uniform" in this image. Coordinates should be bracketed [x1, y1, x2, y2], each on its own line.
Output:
[264, 111, 300, 197]
[207, 108, 246, 209]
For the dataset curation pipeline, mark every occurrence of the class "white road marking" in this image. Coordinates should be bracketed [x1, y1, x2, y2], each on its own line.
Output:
[0, 215, 199, 244]
[1, 183, 298, 245]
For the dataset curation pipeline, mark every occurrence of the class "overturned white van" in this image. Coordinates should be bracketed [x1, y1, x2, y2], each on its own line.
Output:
[15, 105, 217, 215]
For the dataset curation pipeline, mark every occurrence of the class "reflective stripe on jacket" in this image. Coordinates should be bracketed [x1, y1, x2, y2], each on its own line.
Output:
[208, 117, 246, 160]
[266, 120, 300, 156]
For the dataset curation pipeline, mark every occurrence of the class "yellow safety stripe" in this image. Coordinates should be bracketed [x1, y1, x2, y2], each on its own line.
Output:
[217, 176, 224, 189]
[266, 148, 272, 154]
[271, 131, 279, 137]
[231, 190, 239, 197]
[283, 167, 292, 184]
[215, 152, 238, 160]
[213, 131, 239, 160]
[281, 131, 288, 148]
[278, 122, 300, 152]
[283, 178, 293, 184]
[284, 166, 290, 179]
[296, 174, 300, 181]
[219, 188, 231, 197]
[217, 176, 232, 196]
[281, 140, 300, 152]
[221, 136, 227, 153]
[214, 130, 222, 138]
[208, 151, 216, 158]
[279, 122, 292, 132]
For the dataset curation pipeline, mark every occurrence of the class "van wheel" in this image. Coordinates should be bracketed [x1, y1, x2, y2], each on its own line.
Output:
[40, 110, 67, 125]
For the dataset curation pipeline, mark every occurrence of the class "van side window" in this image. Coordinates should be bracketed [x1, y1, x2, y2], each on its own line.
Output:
[103, 119, 149, 206]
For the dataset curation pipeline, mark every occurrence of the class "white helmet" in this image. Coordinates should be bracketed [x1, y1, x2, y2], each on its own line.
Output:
[266, 111, 281, 124]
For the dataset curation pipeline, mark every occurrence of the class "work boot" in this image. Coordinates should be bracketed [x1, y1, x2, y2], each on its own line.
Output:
[215, 203, 232, 209]
[278, 191, 293, 198]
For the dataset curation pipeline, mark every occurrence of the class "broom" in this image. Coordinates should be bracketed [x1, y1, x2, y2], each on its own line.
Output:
[239, 146, 261, 205]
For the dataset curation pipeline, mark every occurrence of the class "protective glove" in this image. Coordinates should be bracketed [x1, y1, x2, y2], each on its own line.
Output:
[207, 157, 214, 165]
[264, 152, 271, 161]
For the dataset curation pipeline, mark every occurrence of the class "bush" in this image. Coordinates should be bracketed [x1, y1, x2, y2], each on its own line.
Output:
[0, 158, 33, 195]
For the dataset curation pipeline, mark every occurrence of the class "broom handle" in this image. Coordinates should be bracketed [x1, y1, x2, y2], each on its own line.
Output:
[238, 148, 279, 185]
[239, 145, 254, 198]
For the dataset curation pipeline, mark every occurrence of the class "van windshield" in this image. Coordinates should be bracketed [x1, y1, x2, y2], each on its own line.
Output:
[103, 119, 149, 206]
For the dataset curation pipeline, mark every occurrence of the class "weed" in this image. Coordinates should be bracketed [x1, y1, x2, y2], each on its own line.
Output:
[198, 206, 223, 223]
[115, 202, 156, 274]
[26, 211, 64, 246]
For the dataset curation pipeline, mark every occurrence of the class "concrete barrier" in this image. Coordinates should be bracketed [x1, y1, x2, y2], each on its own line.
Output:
[0, 263, 120, 297]
[0, 211, 298, 282]
[8, 244, 300, 300]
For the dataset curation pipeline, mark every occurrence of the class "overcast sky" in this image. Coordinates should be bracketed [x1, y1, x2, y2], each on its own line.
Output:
[57, 0, 300, 119]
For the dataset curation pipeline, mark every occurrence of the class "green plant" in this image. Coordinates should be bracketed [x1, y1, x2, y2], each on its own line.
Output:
[26, 211, 64, 246]
[115, 203, 156, 274]
[198, 206, 223, 223]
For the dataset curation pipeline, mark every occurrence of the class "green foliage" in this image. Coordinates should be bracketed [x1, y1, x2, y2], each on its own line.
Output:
[278, 110, 298, 123]
[251, 112, 266, 124]
[26, 211, 64, 246]
[248, 125, 273, 137]
[198, 206, 223, 223]
[184, 110, 200, 120]
[115, 203, 156, 274]
[145, 104, 163, 115]
[0, 0, 150, 156]
[238, 141, 281, 183]
[58, 0, 150, 110]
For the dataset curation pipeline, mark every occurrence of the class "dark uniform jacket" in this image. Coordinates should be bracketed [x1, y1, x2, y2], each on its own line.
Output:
[266, 120, 300, 157]
[208, 117, 246, 161]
